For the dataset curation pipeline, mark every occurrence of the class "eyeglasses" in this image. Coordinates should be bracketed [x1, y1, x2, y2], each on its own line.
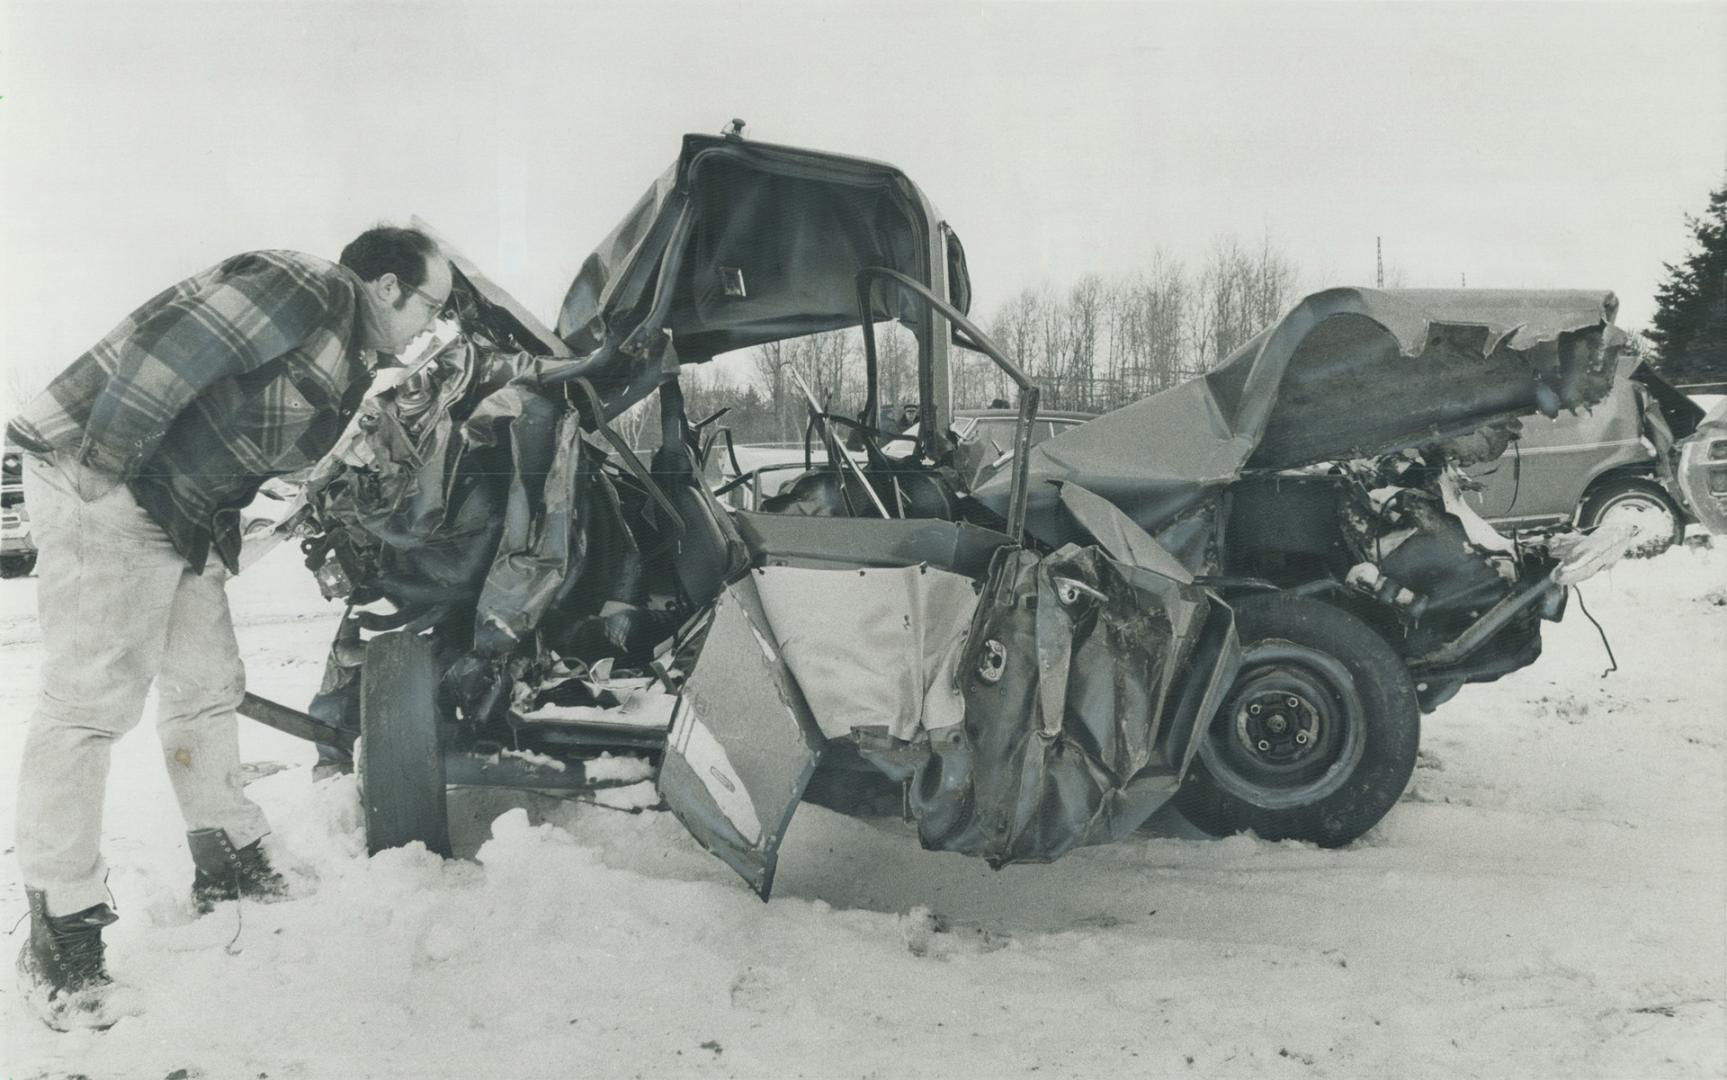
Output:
[400, 279, 452, 317]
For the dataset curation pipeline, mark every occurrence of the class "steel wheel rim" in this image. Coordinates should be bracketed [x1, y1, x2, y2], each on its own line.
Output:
[1197, 640, 1366, 811]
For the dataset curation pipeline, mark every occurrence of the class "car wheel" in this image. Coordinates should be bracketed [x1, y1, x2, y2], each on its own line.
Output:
[359, 630, 451, 857]
[1173, 594, 1419, 847]
[1577, 477, 1684, 558]
[0, 554, 35, 578]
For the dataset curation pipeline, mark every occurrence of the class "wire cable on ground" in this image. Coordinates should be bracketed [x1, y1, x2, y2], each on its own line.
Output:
[1570, 584, 1618, 678]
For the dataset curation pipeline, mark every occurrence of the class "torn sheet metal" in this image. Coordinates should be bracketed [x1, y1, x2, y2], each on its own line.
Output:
[556, 161, 681, 358]
[473, 405, 587, 656]
[658, 575, 826, 899]
[291, 337, 520, 638]
[303, 337, 476, 550]
[1054, 481, 1195, 584]
[978, 287, 1629, 545]
[549, 135, 958, 422]
[674, 524, 1223, 881]
[875, 543, 1218, 868]
[751, 564, 978, 741]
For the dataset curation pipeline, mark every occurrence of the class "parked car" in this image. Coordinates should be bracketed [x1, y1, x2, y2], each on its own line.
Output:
[1458, 353, 1709, 554]
[945, 407, 1094, 490]
[2, 441, 37, 578]
[951, 407, 1093, 447]
[716, 407, 1093, 508]
[1674, 396, 1727, 537]
[248, 131, 1636, 897]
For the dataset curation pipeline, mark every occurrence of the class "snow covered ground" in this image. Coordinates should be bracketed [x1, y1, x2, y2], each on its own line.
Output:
[2, 542, 1723, 1079]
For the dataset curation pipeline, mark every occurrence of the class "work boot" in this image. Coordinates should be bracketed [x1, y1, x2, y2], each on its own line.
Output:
[16, 887, 139, 1031]
[188, 828, 289, 913]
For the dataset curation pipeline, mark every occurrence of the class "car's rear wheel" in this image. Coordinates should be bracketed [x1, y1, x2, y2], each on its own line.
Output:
[1174, 594, 1419, 847]
[359, 630, 451, 857]
[1578, 477, 1684, 558]
[0, 554, 35, 578]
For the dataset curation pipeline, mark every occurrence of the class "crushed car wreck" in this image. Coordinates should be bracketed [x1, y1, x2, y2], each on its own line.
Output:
[247, 131, 1636, 897]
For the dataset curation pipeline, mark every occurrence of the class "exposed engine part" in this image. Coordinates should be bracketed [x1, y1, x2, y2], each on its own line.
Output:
[1344, 562, 1428, 618]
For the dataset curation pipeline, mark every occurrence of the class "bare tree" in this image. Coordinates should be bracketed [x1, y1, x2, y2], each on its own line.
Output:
[608, 396, 653, 450]
[1059, 274, 1104, 410]
[723, 233, 1303, 433]
[875, 320, 917, 418]
[1105, 251, 1189, 404]
[752, 338, 793, 439]
[1249, 233, 1295, 331]
[1187, 233, 1296, 371]
[984, 287, 1045, 409]
[787, 329, 855, 415]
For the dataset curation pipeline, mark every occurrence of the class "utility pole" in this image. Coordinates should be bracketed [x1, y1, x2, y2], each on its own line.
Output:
[1461, 272, 1467, 288]
[1376, 237, 1383, 289]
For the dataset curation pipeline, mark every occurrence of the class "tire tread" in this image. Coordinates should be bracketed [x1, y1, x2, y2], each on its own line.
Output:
[359, 631, 451, 857]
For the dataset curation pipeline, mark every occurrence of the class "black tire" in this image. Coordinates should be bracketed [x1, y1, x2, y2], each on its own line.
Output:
[0, 554, 35, 578]
[359, 630, 451, 857]
[1174, 594, 1419, 847]
[1578, 477, 1684, 558]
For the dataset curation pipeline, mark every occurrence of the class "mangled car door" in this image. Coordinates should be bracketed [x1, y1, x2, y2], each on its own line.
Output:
[659, 574, 825, 899]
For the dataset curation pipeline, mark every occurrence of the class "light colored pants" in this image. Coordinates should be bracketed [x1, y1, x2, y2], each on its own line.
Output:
[16, 455, 269, 916]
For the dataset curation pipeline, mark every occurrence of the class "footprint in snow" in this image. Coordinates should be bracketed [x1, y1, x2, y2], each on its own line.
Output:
[901, 906, 1011, 958]
[728, 966, 794, 1013]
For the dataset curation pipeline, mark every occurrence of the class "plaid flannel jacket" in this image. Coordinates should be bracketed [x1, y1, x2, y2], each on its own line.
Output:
[6, 250, 374, 573]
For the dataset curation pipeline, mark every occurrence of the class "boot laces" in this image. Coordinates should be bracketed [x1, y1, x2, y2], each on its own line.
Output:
[235, 843, 283, 891]
[51, 919, 110, 990]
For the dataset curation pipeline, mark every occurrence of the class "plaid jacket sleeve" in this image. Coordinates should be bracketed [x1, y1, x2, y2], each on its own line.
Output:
[76, 252, 346, 481]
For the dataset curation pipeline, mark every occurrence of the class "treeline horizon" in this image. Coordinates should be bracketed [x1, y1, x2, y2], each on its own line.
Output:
[622, 233, 1302, 448]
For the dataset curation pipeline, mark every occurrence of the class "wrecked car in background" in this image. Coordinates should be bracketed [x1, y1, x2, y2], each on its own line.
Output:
[249, 131, 1634, 897]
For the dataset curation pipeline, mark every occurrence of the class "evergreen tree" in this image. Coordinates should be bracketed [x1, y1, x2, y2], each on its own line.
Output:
[1649, 182, 1727, 388]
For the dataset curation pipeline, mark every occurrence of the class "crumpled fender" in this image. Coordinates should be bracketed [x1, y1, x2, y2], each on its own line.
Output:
[897, 541, 1214, 867]
[472, 403, 588, 656]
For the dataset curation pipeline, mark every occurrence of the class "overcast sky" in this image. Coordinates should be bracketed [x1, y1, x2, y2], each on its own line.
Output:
[3, 1, 1724, 413]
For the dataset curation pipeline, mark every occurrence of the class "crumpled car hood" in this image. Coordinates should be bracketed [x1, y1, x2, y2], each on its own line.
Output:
[976, 287, 1628, 543]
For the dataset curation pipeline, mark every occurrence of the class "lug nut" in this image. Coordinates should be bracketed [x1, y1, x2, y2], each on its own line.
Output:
[1257, 739, 1271, 752]
[1295, 730, 1310, 745]
[1286, 696, 1300, 709]
[1248, 703, 1262, 716]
